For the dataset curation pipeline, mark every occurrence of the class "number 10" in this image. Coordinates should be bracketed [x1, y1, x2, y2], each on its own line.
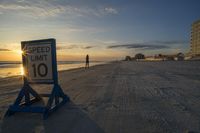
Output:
[32, 63, 48, 77]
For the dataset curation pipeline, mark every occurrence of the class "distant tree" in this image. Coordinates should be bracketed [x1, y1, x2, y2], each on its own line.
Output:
[158, 54, 163, 58]
[166, 56, 175, 61]
[131, 57, 136, 61]
[177, 53, 184, 61]
[135, 53, 145, 61]
[158, 54, 165, 61]
[125, 56, 132, 61]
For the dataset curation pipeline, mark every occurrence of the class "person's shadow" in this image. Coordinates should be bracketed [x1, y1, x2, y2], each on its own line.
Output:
[1, 102, 104, 133]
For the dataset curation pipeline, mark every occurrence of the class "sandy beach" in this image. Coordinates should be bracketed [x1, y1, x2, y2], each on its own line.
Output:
[0, 61, 200, 133]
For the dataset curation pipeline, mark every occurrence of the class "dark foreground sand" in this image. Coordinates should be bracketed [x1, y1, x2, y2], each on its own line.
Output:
[0, 61, 200, 133]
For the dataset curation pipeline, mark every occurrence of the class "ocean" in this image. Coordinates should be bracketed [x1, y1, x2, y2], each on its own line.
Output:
[0, 61, 106, 78]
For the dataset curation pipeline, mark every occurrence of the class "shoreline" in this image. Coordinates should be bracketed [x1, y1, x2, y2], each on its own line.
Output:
[0, 62, 110, 80]
[1, 60, 199, 79]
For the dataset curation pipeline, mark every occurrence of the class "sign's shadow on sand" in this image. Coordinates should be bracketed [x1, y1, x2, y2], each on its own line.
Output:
[1, 102, 104, 133]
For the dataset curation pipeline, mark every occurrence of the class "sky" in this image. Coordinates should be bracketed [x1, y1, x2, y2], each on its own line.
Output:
[0, 0, 200, 61]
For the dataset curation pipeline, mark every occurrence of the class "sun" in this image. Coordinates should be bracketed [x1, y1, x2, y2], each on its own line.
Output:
[12, 50, 24, 55]
[17, 50, 24, 55]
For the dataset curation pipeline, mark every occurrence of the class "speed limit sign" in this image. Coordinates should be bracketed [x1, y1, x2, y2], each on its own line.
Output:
[21, 39, 57, 84]
[6, 38, 69, 119]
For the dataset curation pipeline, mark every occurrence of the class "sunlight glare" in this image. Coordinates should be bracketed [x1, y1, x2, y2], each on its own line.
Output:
[20, 65, 24, 76]
[18, 50, 24, 55]
[13, 50, 24, 55]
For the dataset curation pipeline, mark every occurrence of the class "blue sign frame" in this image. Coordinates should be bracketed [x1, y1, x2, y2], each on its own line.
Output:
[5, 38, 70, 119]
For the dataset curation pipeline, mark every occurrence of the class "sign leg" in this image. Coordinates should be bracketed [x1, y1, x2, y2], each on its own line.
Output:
[5, 83, 42, 117]
[43, 84, 70, 119]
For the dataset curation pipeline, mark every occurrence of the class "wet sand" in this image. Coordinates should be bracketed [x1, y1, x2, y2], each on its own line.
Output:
[0, 61, 200, 133]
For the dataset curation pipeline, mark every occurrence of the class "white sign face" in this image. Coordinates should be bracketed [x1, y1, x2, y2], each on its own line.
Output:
[24, 43, 53, 83]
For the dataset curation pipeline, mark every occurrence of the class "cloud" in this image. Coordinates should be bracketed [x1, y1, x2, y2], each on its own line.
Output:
[65, 45, 79, 49]
[81, 46, 95, 49]
[107, 40, 188, 50]
[0, 1, 118, 18]
[57, 45, 78, 50]
[104, 7, 118, 14]
[107, 43, 171, 50]
[0, 1, 66, 18]
[0, 48, 11, 51]
[57, 44, 96, 50]
[64, 26, 106, 33]
[152, 40, 188, 45]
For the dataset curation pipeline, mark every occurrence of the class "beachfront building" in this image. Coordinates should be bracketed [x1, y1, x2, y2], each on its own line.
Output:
[190, 19, 200, 57]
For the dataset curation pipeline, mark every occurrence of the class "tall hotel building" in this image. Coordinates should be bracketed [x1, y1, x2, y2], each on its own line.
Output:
[191, 19, 200, 56]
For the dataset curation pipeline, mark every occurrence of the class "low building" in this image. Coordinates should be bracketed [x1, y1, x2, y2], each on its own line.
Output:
[177, 53, 185, 61]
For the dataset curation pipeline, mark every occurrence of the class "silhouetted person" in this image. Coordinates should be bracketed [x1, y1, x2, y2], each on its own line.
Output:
[85, 54, 89, 69]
